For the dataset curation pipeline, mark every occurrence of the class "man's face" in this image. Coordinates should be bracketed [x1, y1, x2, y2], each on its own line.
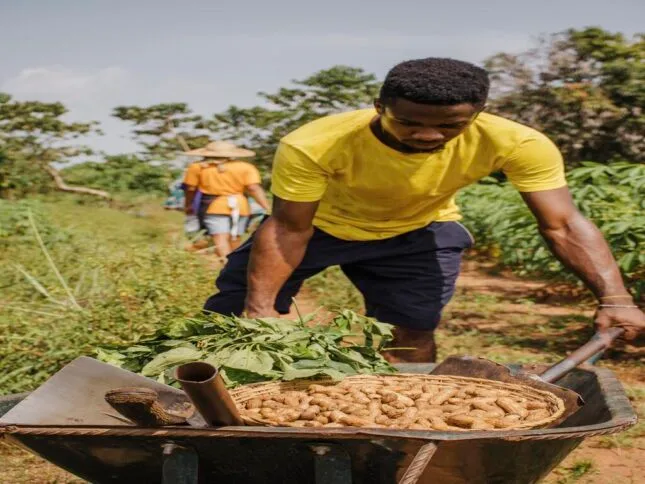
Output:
[375, 98, 482, 153]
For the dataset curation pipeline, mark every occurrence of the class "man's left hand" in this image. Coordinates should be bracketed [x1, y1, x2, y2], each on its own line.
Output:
[594, 305, 645, 341]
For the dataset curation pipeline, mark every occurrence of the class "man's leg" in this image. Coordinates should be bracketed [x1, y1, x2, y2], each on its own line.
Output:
[342, 222, 473, 363]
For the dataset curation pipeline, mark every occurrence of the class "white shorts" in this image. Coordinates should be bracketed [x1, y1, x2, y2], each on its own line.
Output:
[203, 215, 249, 236]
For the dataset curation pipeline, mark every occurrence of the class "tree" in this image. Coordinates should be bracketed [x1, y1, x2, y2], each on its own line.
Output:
[61, 155, 178, 195]
[0, 93, 108, 199]
[112, 103, 208, 160]
[207, 66, 381, 178]
[485, 27, 645, 165]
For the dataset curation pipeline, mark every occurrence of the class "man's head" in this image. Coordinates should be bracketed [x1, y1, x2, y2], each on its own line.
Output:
[375, 58, 490, 153]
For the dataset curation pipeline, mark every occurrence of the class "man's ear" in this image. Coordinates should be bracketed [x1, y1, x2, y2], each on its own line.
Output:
[374, 99, 384, 114]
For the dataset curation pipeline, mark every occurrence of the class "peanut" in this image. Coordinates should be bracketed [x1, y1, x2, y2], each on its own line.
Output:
[260, 408, 277, 419]
[375, 415, 391, 425]
[526, 401, 548, 410]
[526, 409, 550, 422]
[471, 419, 494, 430]
[430, 388, 458, 405]
[315, 415, 330, 425]
[350, 392, 371, 404]
[496, 398, 529, 418]
[284, 396, 300, 407]
[304, 421, 323, 427]
[429, 416, 450, 431]
[329, 410, 348, 423]
[471, 401, 505, 417]
[300, 405, 321, 420]
[262, 400, 281, 409]
[446, 414, 476, 428]
[246, 398, 263, 409]
[340, 415, 371, 427]
[276, 409, 301, 423]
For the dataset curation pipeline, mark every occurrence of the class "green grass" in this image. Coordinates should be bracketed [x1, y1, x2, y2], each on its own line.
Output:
[0, 197, 214, 395]
[554, 459, 595, 483]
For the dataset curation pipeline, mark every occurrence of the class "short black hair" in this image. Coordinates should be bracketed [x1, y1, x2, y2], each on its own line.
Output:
[379, 58, 490, 107]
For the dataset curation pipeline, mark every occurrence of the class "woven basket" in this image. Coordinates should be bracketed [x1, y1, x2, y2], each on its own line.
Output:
[229, 373, 566, 431]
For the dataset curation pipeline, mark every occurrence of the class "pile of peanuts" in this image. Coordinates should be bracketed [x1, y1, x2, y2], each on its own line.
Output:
[239, 379, 554, 430]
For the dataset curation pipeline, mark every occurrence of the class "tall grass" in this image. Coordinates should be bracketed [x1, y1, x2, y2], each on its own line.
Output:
[0, 198, 214, 394]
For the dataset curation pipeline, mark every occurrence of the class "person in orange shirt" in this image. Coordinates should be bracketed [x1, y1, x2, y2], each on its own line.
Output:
[183, 141, 270, 258]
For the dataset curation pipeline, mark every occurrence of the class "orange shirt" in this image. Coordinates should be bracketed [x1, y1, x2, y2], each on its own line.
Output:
[183, 161, 261, 216]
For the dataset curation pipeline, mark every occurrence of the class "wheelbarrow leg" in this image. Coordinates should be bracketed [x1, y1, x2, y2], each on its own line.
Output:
[162, 443, 198, 484]
[310, 444, 352, 484]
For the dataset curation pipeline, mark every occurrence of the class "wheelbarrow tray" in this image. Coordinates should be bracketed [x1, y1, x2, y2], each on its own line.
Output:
[0, 363, 636, 484]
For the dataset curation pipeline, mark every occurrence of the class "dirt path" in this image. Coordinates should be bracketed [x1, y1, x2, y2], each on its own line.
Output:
[456, 261, 645, 484]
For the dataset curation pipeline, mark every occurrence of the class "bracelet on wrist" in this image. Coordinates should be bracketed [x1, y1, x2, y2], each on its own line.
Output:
[598, 304, 638, 309]
[598, 295, 633, 300]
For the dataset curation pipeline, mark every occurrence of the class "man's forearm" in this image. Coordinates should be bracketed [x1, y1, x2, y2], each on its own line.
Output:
[540, 212, 630, 298]
[245, 217, 313, 315]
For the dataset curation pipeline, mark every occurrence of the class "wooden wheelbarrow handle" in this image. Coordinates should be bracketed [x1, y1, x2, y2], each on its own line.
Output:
[398, 442, 439, 484]
[539, 327, 624, 383]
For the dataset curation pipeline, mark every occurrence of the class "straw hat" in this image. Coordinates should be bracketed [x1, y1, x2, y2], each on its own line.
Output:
[185, 141, 255, 158]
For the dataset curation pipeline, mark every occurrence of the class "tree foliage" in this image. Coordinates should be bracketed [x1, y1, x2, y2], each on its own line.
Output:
[0, 93, 103, 198]
[112, 103, 208, 160]
[485, 27, 645, 165]
[61, 155, 178, 195]
[206, 66, 381, 178]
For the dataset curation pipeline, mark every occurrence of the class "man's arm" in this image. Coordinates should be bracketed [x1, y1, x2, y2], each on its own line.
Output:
[244, 196, 318, 317]
[245, 183, 271, 212]
[521, 187, 644, 339]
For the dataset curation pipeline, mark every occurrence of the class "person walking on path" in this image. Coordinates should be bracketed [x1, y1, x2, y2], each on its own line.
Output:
[183, 141, 270, 259]
[203, 58, 645, 362]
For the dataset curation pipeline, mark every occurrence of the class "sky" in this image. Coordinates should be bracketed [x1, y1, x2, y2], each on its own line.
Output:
[1, 0, 643, 156]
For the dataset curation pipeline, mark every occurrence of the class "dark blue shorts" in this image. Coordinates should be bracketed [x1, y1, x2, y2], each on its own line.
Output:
[203, 221, 474, 331]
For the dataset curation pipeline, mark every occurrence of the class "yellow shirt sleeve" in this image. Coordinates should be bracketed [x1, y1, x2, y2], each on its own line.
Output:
[501, 133, 567, 192]
[183, 163, 201, 187]
[270, 143, 329, 202]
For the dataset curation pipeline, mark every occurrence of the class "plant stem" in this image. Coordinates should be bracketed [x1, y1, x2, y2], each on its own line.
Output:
[27, 209, 82, 310]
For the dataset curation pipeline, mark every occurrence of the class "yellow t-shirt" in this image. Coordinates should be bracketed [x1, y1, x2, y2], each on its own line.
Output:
[183, 161, 261, 216]
[271, 109, 566, 241]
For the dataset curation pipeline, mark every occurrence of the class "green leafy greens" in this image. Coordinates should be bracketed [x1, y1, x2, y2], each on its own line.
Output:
[97, 310, 396, 387]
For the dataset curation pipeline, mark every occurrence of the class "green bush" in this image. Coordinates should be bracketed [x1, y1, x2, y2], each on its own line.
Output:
[458, 162, 645, 296]
[61, 155, 179, 195]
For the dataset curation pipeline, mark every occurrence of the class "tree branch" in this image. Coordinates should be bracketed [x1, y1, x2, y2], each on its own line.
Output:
[44, 164, 111, 199]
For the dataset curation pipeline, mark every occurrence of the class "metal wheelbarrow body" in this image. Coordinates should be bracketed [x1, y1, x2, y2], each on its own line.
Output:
[0, 358, 636, 484]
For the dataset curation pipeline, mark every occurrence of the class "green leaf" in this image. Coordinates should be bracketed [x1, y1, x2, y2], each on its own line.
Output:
[140, 346, 203, 376]
[282, 365, 346, 381]
[223, 348, 275, 375]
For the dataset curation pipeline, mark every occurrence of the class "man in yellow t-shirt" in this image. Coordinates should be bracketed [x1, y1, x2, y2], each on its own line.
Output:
[204, 58, 644, 361]
[183, 141, 270, 258]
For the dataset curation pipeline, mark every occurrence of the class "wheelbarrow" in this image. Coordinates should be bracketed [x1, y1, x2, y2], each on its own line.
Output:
[0, 357, 636, 484]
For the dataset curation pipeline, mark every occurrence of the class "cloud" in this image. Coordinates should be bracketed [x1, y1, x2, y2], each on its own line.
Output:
[1, 66, 130, 103]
